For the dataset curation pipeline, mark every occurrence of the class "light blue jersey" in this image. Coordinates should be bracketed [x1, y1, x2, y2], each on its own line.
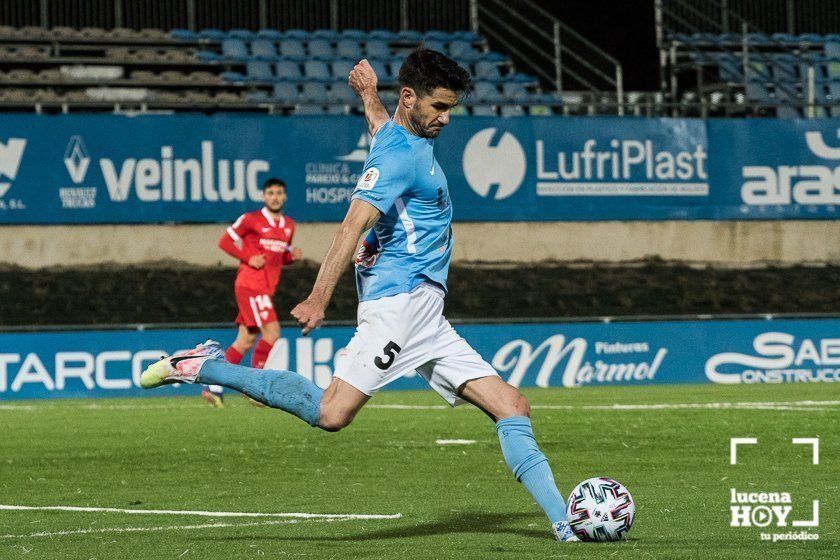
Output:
[351, 120, 453, 302]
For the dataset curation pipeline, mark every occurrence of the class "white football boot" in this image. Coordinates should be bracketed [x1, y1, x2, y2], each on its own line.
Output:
[140, 340, 224, 389]
[552, 520, 580, 542]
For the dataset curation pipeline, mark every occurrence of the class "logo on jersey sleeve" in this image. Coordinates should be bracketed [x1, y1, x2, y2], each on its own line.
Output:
[355, 167, 380, 191]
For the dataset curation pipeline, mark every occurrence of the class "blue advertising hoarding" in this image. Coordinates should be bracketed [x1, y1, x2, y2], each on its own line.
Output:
[0, 114, 837, 224]
[0, 318, 837, 400]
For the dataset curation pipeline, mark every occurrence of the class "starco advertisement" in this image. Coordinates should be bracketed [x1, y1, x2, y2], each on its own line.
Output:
[0, 318, 837, 400]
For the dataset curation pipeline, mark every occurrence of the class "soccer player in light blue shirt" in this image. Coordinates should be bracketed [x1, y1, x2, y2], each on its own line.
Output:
[141, 49, 578, 542]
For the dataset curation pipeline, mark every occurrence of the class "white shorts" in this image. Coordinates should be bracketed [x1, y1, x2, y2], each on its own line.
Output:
[334, 283, 499, 406]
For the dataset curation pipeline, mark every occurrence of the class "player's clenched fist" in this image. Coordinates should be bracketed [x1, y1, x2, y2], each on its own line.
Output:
[291, 298, 325, 335]
[349, 59, 378, 96]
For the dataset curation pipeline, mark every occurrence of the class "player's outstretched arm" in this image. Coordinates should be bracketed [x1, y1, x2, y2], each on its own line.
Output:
[349, 59, 390, 137]
[291, 199, 380, 334]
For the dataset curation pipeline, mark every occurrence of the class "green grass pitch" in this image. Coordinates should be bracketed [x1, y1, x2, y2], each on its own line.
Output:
[1, 383, 837, 559]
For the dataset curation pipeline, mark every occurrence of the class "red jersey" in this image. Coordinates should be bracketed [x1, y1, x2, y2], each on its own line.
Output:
[221, 208, 296, 293]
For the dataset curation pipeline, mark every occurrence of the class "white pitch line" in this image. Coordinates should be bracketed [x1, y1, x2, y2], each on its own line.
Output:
[0, 504, 401, 520]
[1, 400, 838, 413]
[436, 439, 477, 445]
[369, 404, 448, 410]
[0, 518, 335, 540]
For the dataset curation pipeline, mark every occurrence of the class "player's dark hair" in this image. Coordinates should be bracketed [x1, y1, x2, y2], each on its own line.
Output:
[262, 178, 285, 191]
[398, 48, 471, 98]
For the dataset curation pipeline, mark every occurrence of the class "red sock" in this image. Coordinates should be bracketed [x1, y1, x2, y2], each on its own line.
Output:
[251, 339, 273, 369]
[225, 346, 244, 364]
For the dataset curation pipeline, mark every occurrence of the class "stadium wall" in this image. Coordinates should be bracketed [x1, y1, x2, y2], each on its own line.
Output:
[1, 317, 837, 400]
[3, 220, 840, 267]
[1, 114, 838, 266]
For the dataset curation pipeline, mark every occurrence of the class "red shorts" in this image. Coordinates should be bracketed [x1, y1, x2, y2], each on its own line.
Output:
[234, 287, 278, 327]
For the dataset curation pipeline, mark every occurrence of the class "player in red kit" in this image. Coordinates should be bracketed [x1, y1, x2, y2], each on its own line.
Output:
[206, 178, 302, 407]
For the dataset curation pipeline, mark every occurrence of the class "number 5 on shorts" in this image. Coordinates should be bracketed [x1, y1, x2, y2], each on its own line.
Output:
[374, 341, 402, 370]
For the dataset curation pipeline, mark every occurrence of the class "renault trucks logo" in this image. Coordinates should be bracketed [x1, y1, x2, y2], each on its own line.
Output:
[742, 129, 840, 205]
[64, 136, 91, 184]
[0, 137, 26, 198]
[705, 332, 840, 384]
[462, 127, 526, 200]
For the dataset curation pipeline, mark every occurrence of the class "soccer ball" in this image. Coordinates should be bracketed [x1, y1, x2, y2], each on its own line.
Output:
[566, 477, 635, 542]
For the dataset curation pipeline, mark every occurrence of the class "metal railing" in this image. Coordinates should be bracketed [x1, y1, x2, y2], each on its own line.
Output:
[660, 0, 840, 35]
[0, 0, 473, 31]
[655, 0, 831, 118]
[475, 0, 624, 113]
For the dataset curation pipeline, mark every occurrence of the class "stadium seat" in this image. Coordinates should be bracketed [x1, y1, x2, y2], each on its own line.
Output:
[336, 39, 363, 59]
[198, 29, 226, 41]
[284, 29, 309, 40]
[423, 40, 446, 53]
[450, 104, 469, 116]
[308, 39, 333, 58]
[304, 60, 331, 81]
[774, 83, 802, 118]
[257, 29, 283, 40]
[280, 40, 306, 57]
[370, 59, 391, 82]
[327, 104, 349, 115]
[505, 72, 538, 85]
[379, 89, 398, 107]
[221, 39, 249, 59]
[745, 79, 773, 108]
[710, 53, 743, 83]
[370, 29, 397, 41]
[213, 91, 242, 103]
[246, 61, 274, 81]
[331, 59, 355, 79]
[770, 54, 799, 81]
[454, 30, 481, 42]
[825, 42, 840, 58]
[365, 40, 390, 58]
[397, 30, 422, 42]
[227, 29, 254, 40]
[502, 82, 529, 103]
[328, 81, 356, 103]
[312, 29, 339, 40]
[296, 105, 328, 114]
[472, 81, 503, 102]
[424, 30, 451, 42]
[480, 51, 508, 62]
[247, 90, 271, 103]
[471, 105, 497, 116]
[171, 28, 198, 41]
[301, 82, 330, 103]
[474, 60, 501, 81]
[829, 83, 840, 116]
[768, 32, 790, 44]
[251, 39, 277, 59]
[196, 50, 223, 62]
[340, 29, 366, 41]
[275, 61, 303, 80]
[798, 33, 824, 44]
[189, 71, 217, 82]
[272, 82, 299, 103]
[449, 40, 481, 61]
[500, 105, 526, 117]
[390, 58, 406, 80]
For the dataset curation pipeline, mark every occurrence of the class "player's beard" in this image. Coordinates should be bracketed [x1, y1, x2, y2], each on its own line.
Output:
[265, 201, 283, 213]
[408, 108, 441, 138]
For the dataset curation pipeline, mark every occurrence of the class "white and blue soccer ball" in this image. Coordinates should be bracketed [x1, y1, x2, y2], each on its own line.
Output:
[566, 477, 635, 542]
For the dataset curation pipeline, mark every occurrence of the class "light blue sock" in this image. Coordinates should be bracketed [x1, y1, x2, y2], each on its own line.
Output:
[198, 360, 323, 427]
[496, 416, 567, 524]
